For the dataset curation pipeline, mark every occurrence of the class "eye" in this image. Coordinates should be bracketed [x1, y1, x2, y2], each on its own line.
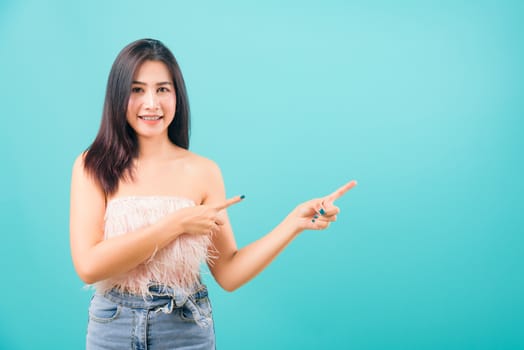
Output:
[131, 87, 143, 93]
[158, 87, 170, 93]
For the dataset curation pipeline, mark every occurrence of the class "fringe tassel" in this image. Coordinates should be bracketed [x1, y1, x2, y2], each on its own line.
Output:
[93, 196, 213, 296]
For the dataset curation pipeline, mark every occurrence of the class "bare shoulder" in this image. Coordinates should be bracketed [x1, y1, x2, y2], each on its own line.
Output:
[71, 152, 96, 184]
[181, 150, 225, 203]
[181, 149, 222, 178]
[71, 152, 87, 177]
[71, 151, 105, 199]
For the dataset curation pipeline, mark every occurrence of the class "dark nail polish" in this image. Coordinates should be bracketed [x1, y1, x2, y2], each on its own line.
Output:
[240, 195, 245, 200]
[314, 215, 319, 219]
[319, 208, 326, 215]
[312, 219, 316, 223]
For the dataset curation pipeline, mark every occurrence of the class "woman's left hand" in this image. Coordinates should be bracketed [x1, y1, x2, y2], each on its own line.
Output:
[290, 180, 357, 233]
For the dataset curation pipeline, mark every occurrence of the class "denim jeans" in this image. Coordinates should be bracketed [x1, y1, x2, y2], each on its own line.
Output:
[86, 283, 215, 349]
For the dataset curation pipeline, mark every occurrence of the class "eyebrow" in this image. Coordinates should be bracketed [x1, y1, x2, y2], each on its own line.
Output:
[132, 81, 173, 86]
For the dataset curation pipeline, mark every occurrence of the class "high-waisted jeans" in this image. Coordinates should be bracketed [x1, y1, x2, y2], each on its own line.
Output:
[86, 283, 215, 349]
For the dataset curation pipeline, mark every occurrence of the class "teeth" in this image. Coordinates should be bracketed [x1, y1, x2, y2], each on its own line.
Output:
[141, 116, 161, 121]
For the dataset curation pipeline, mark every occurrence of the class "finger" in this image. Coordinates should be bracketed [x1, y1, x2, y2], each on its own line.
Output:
[313, 214, 337, 223]
[325, 180, 357, 203]
[215, 217, 224, 226]
[210, 222, 221, 236]
[213, 195, 245, 211]
[316, 201, 326, 216]
[309, 200, 328, 217]
[319, 202, 340, 217]
[308, 218, 330, 230]
[322, 207, 340, 218]
[322, 214, 337, 222]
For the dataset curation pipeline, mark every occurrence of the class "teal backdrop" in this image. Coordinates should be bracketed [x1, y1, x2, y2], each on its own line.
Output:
[1, 0, 523, 349]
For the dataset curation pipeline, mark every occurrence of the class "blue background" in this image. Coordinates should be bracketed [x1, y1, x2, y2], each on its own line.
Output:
[1, 0, 523, 349]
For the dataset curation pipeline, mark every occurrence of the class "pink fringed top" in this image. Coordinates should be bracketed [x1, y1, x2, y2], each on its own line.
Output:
[94, 196, 212, 296]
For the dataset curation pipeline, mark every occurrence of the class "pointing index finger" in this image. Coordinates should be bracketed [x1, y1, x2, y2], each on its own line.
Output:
[325, 180, 357, 202]
[213, 195, 245, 211]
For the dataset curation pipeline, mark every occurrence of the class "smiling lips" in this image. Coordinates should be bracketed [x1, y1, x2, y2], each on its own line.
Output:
[138, 115, 163, 123]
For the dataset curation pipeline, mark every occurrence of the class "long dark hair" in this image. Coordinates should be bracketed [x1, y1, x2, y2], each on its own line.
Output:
[84, 38, 190, 196]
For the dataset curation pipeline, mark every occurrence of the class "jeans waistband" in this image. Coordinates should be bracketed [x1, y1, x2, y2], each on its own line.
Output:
[103, 282, 211, 327]
[103, 283, 208, 310]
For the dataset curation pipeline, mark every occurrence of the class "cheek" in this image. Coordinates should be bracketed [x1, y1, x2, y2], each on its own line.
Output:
[127, 96, 139, 110]
[163, 96, 177, 112]
[127, 96, 143, 117]
[126, 99, 138, 121]
[169, 95, 177, 108]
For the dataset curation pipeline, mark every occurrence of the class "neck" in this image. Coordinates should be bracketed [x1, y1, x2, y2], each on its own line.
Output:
[136, 135, 176, 161]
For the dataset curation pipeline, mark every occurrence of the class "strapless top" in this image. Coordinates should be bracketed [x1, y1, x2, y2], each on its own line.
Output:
[93, 196, 212, 296]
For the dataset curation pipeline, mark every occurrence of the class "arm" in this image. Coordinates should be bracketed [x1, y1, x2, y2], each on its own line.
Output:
[205, 162, 356, 292]
[210, 212, 302, 292]
[69, 155, 187, 284]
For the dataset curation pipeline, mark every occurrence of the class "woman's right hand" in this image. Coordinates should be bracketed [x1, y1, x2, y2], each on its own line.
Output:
[167, 195, 245, 237]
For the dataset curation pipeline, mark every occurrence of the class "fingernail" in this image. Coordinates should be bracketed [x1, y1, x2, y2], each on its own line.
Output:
[240, 195, 245, 200]
[314, 215, 319, 219]
[312, 219, 316, 223]
[319, 208, 326, 215]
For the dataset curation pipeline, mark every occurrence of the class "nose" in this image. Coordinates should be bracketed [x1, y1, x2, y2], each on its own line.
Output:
[143, 90, 159, 110]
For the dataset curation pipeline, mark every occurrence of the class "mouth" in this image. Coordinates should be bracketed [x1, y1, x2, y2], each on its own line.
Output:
[139, 115, 163, 121]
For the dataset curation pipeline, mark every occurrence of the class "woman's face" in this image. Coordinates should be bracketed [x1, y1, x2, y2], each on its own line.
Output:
[126, 60, 176, 139]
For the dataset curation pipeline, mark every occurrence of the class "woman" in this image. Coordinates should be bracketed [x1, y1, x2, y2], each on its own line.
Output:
[70, 38, 356, 349]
